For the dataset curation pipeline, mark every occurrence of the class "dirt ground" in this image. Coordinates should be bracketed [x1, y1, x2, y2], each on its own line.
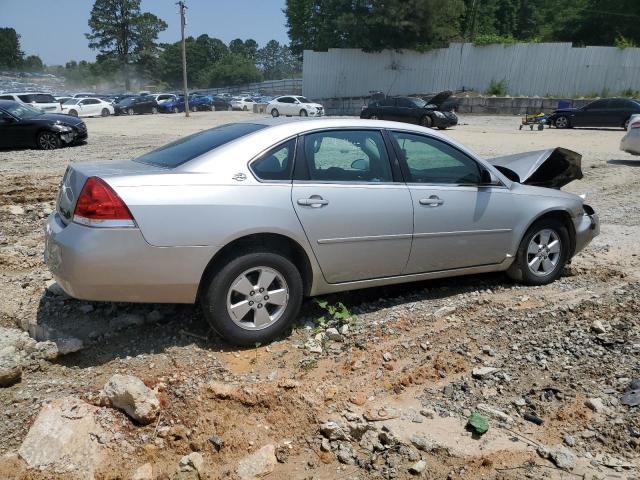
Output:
[0, 112, 639, 479]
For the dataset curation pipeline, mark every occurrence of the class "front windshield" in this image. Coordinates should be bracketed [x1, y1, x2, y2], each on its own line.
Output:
[3, 101, 43, 119]
[296, 96, 311, 103]
[409, 98, 427, 108]
[63, 99, 80, 105]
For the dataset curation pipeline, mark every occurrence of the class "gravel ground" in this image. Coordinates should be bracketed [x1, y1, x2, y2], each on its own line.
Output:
[0, 112, 638, 479]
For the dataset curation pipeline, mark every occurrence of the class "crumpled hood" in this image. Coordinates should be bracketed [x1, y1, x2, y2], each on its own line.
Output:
[488, 147, 583, 189]
[424, 90, 453, 108]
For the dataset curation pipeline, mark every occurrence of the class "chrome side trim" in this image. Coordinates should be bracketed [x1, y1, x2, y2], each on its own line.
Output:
[413, 228, 512, 238]
[317, 233, 412, 245]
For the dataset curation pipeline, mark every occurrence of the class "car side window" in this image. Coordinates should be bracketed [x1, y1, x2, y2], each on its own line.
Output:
[303, 130, 393, 183]
[397, 98, 414, 108]
[380, 98, 395, 107]
[251, 139, 296, 181]
[584, 100, 609, 110]
[0, 95, 13, 100]
[391, 131, 481, 185]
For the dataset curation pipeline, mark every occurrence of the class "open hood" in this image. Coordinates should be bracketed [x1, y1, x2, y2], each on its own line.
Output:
[424, 90, 453, 108]
[488, 147, 583, 189]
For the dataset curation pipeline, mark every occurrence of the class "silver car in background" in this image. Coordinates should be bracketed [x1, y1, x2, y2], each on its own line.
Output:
[621, 114, 640, 155]
[45, 118, 599, 345]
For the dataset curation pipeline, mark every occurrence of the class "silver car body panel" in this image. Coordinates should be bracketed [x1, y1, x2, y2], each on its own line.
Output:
[620, 114, 640, 155]
[45, 118, 599, 303]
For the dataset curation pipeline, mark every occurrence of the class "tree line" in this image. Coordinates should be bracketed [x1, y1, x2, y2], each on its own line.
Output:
[1, 0, 300, 90]
[285, 0, 640, 53]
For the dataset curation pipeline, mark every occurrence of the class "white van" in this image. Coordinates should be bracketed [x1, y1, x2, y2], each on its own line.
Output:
[0, 92, 62, 113]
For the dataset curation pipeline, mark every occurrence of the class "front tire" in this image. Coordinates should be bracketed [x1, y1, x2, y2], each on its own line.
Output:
[191, 105, 197, 112]
[624, 117, 631, 130]
[200, 251, 303, 346]
[421, 115, 433, 128]
[554, 115, 570, 129]
[37, 131, 61, 150]
[507, 218, 569, 285]
[151, 107, 158, 114]
[127, 108, 134, 115]
[271, 109, 279, 118]
[243, 105, 248, 111]
[299, 109, 308, 117]
[172, 107, 179, 114]
[68, 110, 78, 117]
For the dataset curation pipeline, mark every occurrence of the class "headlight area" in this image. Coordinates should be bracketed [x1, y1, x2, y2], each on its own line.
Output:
[51, 124, 77, 143]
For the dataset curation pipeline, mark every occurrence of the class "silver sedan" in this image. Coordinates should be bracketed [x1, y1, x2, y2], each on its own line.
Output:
[45, 118, 599, 345]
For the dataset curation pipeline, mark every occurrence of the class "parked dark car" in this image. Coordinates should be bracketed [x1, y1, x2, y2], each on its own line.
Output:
[360, 91, 458, 129]
[0, 100, 87, 150]
[548, 98, 640, 129]
[212, 96, 232, 111]
[114, 96, 159, 115]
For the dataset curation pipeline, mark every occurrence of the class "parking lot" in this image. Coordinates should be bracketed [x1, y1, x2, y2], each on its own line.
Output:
[1, 113, 639, 478]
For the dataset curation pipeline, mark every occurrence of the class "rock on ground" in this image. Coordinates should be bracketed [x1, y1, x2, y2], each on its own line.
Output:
[132, 463, 154, 480]
[0, 353, 21, 387]
[18, 396, 106, 479]
[236, 444, 277, 480]
[550, 445, 576, 471]
[100, 374, 160, 424]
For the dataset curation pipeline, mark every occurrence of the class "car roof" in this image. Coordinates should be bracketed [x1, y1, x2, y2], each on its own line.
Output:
[1, 92, 52, 96]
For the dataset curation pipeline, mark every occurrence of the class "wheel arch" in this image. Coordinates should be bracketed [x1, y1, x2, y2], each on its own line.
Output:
[197, 232, 314, 300]
[522, 209, 576, 258]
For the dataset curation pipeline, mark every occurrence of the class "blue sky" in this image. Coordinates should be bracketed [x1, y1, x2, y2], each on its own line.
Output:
[2, 0, 289, 65]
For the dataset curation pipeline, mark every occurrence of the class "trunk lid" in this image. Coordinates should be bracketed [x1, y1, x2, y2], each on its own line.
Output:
[56, 160, 167, 224]
[488, 147, 583, 189]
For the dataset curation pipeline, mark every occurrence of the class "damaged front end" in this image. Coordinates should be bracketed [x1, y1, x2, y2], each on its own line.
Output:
[488, 147, 583, 189]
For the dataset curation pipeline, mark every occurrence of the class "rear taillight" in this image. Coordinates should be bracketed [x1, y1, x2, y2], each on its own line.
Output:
[73, 177, 135, 227]
[631, 121, 640, 129]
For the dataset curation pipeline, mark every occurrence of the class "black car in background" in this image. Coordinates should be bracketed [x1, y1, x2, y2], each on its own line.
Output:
[0, 100, 87, 150]
[212, 96, 232, 111]
[360, 91, 458, 129]
[114, 96, 159, 115]
[548, 98, 640, 129]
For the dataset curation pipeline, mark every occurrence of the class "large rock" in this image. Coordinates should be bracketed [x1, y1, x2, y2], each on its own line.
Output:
[18, 396, 106, 479]
[0, 353, 21, 387]
[132, 463, 154, 480]
[100, 374, 160, 424]
[236, 444, 277, 480]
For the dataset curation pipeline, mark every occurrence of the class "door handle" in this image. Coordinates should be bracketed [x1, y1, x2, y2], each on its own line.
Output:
[297, 196, 329, 207]
[419, 195, 444, 207]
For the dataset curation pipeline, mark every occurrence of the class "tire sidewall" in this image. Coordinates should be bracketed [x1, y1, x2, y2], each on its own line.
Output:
[201, 251, 303, 346]
[37, 131, 60, 150]
[271, 109, 279, 117]
[554, 115, 569, 129]
[421, 115, 433, 128]
[511, 218, 570, 285]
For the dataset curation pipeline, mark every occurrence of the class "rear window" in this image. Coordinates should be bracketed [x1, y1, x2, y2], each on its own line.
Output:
[18, 94, 55, 103]
[134, 123, 267, 168]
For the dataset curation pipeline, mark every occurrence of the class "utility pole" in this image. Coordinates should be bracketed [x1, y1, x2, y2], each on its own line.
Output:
[178, 0, 190, 117]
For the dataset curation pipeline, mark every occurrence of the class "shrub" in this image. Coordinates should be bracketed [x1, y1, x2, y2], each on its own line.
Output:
[473, 34, 517, 46]
[485, 78, 508, 96]
[615, 35, 636, 50]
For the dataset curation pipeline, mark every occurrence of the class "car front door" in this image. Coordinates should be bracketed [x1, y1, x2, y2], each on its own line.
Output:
[292, 129, 413, 283]
[79, 99, 97, 116]
[390, 130, 515, 274]
[573, 100, 610, 127]
[279, 97, 295, 115]
[395, 98, 419, 124]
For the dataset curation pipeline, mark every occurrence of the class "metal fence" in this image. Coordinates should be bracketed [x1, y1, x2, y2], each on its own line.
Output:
[303, 43, 640, 99]
[196, 78, 302, 96]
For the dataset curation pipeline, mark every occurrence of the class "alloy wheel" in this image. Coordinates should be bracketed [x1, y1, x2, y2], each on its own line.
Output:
[38, 132, 59, 150]
[370, 115, 378, 120]
[526, 229, 561, 276]
[555, 116, 568, 128]
[226, 266, 289, 330]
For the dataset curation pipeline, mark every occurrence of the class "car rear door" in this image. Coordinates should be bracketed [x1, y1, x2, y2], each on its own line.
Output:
[292, 128, 413, 283]
[389, 130, 515, 273]
[573, 100, 611, 127]
[609, 99, 636, 128]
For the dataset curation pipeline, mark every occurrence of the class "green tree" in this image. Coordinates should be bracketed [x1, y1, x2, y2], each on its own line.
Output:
[285, 0, 466, 54]
[22, 55, 44, 71]
[196, 54, 262, 87]
[86, 0, 167, 89]
[256, 40, 301, 80]
[0, 27, 23, 68]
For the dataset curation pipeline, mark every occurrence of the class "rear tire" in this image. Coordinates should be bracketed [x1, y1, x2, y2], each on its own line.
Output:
[151, 107, 158, 114]
[172, 107, 179, 114]
[369, 114, 379, 120]
[191, 105, 197, 112]
[200, 251, 303, 346]
[127, 108, 134, 115]
[69, 110, 78, 117]
[101, 108, 110, 117]
[271, 108, 280, 118]
[507, 218, 570, 286]
[624, 117, 631, 130]
[227, 105, 232, 111]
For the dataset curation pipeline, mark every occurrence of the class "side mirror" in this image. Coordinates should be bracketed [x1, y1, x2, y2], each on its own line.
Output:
[480, 169, 500, 186]
[351, 159, 369, 171]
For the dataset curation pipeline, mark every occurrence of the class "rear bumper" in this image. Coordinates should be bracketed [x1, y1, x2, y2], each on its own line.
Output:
[620, 132, 640, 155]
[573, 211, 599, 256]
[44, 213, 216, 303]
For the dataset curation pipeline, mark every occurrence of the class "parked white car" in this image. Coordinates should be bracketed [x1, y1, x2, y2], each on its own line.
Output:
[153, 94, 177, 104]
[267, 96, 324, 117]
[620, 114, 640, 155]
[61, 98, 115, 117]
[0, 92, 62, 113]
[230, 97, 255, 111]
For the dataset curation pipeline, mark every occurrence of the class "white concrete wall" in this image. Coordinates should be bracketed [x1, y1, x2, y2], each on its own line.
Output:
[303, 43, 640, 99]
